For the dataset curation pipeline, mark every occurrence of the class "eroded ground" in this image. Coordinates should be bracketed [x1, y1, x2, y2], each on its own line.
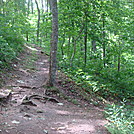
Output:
[0, 44, 109, 134]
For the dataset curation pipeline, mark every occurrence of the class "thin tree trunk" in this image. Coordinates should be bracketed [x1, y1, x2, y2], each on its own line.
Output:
[27, 0, 30, 15]
[35, 0, 40, 42]
[118, 41, 121, 72]
[102, 13, 106, 67]
[22, 0, 26, 15]
[41, 0, 44, 13]
[84, 15, 88, 65]
[91, 2, 97, 54]
[61, 31, 65, 56]
[67, 36, 71, 57]
[84, 31, 87, 65]
[45, 0, 49, 38]
[92, 40, 96, 52]
[26, 31, 29, 41]
[47, 0, 58, 86]
[41, 0, 45, 22]
[118, 53, 121, 72]
[70, 24, 84, 66]
[70, 22, 76, 66]
[31, 0, 34, 14]
[70, 36, 76, 67]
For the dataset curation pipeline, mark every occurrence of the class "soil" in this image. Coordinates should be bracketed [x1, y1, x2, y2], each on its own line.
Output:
[0, 44, 110, 134]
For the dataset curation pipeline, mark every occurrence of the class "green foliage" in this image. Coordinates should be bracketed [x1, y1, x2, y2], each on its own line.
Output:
[56, 0, 134, 101]
[0, 0, 133, 133]
[0, 0, 30, 67]
[0, 37, 16, 65]
[105, 102, 134, 134]
[99, 68, 134, 99]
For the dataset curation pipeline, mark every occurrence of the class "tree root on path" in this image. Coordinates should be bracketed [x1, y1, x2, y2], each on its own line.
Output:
[8, 85, 60, 106]
[11, 85, 38, 89]
[29, 94, 59, 103]
[20, 94, 59, 106]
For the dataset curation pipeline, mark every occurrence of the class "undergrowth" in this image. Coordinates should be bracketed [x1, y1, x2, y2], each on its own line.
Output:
[59, 64, 134, 134]
[105, 101, 134, 134]
[0, 35, 24, 69]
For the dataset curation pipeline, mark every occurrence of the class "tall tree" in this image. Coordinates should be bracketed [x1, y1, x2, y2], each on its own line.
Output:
[35, 0, 40, 42]
[47, 0, 58, 86]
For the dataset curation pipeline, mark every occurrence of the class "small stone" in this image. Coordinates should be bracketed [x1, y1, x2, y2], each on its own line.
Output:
[57, 103, 64, 106]
[17, 80, 25, 84]
[57, 127, 66, 130]
[11, 120, 20, 124]
[43, 129, 48, 133]
[24, 113, 31, 118]
[37, 110, 44, 113]
[72, 119, 76, 122]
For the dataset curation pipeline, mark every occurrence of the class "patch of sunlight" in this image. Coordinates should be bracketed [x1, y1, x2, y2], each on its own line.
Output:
[67, 124, 95, 133]
[96, 119, 108, 126]
[56, 110, 71, 115]
[24, 44, 39, 52]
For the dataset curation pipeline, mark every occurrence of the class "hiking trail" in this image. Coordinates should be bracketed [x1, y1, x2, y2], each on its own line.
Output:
[0, 44, 109, 134]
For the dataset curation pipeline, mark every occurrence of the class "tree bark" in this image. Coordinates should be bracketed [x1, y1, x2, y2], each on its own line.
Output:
[41, 0, 44, 13]
[47, 0, 58, 87]
[31, 0, 34, 14]
[27, 0, 30, 15]
[67, 36, 71, 57]
[84, 15, 88, 65]
[102, 13, 106, 67]
[117, 41, 121, 72]
[35, 0, 40, 42]
[70, 36, 76, 67]
[92, 40, 96, 52]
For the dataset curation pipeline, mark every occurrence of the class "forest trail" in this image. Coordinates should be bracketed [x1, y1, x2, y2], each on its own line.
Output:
[0, 44, 109, 134]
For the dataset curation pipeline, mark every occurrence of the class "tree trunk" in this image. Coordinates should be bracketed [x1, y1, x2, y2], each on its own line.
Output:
[41, 0, 45, 22]
[118, 53, 121, 72]
[41, 0, 44, 13]
[67, 36, 71, 57]
[117, 41, 121, 72]
[35, 0, 40, 42]
[70, 36, 76, 67]
[47, 0, 58, 87]
[45, 0, 50, 38]
[91, 2, 97, 54]
[70, 22, 76, 67]
[84, 15, 88, 65]
[26, 31, 29, 41]
[102, 13, 106, 67]
[31, 0, 34, 14]
[61, 31, 65, 56]
[27, 0, 30, 15]
[92, 40, 96, 52]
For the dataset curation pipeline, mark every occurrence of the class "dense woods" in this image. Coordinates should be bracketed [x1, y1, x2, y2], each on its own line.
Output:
[0, 0, 133, 133]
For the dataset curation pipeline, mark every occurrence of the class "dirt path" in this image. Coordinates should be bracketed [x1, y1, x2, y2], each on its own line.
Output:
[0, 44, 109, 134]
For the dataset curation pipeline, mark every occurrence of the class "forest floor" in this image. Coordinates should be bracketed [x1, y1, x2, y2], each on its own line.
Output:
[0, 44, 110, 134]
